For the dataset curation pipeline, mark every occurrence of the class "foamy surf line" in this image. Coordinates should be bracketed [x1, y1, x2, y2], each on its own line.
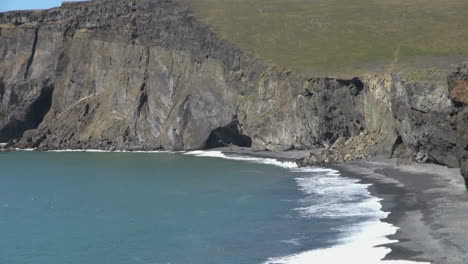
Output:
[184, 150, 430, 264]
[14, 148, 176, 153]
[184, 150, 298, 169]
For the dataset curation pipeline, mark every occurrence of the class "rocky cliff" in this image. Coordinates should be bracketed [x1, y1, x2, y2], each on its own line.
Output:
[0, 0, 466, 183]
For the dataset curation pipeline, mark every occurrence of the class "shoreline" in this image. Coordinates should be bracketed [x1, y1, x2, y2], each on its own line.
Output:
[213, 147, 468, 263]
[333, 159, 468, 264]
[7, 147, 468, 263]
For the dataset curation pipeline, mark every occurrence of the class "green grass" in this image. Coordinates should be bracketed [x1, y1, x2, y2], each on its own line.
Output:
[186, 0, 468, 76]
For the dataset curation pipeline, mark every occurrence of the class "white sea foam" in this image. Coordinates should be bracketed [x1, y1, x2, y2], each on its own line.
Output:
[49, 149, 110, 152]
[263, 219, 424, 264]
[15, 148, 36, 151]
[281, 238, 302, 246]
[15, 148, 174, 153]
[293, 171, 381, 219]
[184, 150, 298, 169]
[184, 150, 429, 264]
[264, 169, 430, 264]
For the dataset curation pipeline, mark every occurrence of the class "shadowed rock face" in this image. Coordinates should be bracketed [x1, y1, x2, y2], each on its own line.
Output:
[205, 119, 252, 149]
[300, 71, 461, 169]
[0, 0, 466, 181]
[448, 65, 468, 185]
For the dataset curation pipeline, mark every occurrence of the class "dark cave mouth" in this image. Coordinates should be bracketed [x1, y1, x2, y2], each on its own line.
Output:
[26, 85, 53, 129]
[0, 85, 53, 142]
[205, 120, 252, 149]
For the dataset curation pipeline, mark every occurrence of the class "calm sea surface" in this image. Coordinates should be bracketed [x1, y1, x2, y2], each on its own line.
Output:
[0, 150, 396, 264]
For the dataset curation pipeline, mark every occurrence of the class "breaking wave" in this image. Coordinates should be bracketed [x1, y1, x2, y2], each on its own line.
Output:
[185, 150, 429, 264]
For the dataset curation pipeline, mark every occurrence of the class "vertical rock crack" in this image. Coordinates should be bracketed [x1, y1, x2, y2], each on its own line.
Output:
[24, 27, 39, 80]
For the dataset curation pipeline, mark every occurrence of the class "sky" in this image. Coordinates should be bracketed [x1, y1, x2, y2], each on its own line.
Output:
[0, 0, 85, 12]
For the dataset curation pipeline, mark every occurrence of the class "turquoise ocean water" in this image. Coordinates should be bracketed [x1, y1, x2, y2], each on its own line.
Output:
[0, 150, 424, 264]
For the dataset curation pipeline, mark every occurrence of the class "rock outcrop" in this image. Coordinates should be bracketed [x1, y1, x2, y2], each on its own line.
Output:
[300, 69, 466, 183]
[0, 0, 466, 183]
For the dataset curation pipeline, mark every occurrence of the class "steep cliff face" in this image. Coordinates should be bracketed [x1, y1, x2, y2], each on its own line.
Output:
[1, 0, 244, 150]
[300, 72, 460, 167]
[364, 73, 458, 167]
[0, 0, 466, 182]
[0, 0, 366, 151]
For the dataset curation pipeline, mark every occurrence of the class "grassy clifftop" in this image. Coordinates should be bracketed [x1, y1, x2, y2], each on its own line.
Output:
[187, 0, 468, 76]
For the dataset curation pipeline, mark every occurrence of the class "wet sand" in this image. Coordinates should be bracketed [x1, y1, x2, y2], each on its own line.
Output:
[334, 159, 468, 264]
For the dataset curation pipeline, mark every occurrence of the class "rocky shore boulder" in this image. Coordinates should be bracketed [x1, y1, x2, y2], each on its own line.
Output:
[297, 131, 381, 166]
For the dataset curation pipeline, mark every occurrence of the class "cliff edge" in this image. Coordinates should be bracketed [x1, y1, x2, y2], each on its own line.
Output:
[0, 0, 466, 183]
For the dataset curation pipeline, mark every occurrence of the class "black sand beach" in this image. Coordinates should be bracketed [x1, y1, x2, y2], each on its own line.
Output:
[335, 160, 468, 264]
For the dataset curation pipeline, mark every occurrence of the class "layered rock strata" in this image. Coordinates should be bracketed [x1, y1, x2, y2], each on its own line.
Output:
[0, 0, 466, 183]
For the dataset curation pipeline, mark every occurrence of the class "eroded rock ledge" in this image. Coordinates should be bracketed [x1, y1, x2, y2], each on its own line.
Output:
[0, 0, 466, 183]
